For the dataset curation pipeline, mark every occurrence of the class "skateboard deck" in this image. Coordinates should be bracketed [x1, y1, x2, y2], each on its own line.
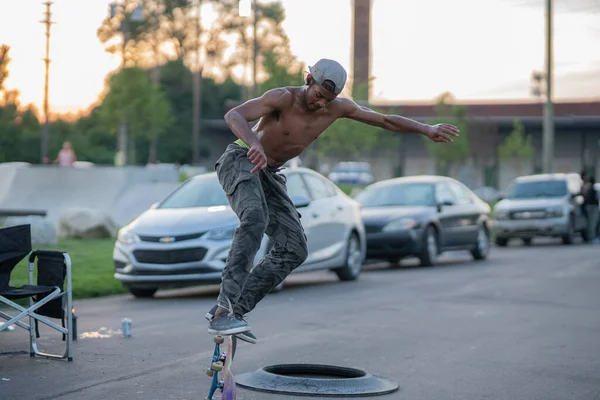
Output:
[206, 335, 237, 400]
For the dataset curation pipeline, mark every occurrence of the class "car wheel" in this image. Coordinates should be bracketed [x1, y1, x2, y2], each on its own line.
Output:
[561, 216, 575, 245]
[495, 237, 508, 247]
[418, 225, 438, 266]
[471, 225, 490, 260]
[129, 288, 158, 298]
[523, 238, 533, 246]
[335, 233, 362, 281]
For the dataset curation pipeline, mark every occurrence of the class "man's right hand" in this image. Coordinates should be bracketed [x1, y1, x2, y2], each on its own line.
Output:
[248, 143, 267, 174]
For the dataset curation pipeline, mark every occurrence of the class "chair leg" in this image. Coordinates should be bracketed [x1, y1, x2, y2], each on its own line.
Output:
[29, 252, 74, 361]
[65, 253, 73, 361]
[29, 293, 35, 357]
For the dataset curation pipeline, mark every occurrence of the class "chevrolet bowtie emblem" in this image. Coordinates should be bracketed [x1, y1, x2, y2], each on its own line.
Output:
[159, 236, 175, 243]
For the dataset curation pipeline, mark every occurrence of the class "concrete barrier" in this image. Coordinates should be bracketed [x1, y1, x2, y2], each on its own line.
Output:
[0, 164, 182, 230]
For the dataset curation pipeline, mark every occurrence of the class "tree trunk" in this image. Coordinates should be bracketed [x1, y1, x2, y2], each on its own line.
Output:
[129, 133, 136, 165]
[192, 68, 203, 165]
[118, 121, 128, 166]
[148, 136, 158, 164]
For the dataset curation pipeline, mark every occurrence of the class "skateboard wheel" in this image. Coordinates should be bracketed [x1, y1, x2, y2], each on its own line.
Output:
[214, 335, 225, 344]
[212, 361, 223, 371]
[206, 368, 214, 377]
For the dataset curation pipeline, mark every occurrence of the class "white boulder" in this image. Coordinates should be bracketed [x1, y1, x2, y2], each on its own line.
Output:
[58, 208, 119, 239]
[2, 216, 58, 245]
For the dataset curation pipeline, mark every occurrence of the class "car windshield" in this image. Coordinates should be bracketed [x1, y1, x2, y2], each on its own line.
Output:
[355, 182, 436, 208]
[507, 180, 568, 199]
[333, 163, 369, 173]
[158, 174, 228, 209]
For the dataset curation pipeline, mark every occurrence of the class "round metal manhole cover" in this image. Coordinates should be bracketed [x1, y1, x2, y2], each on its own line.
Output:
[236, 364, 399, 397]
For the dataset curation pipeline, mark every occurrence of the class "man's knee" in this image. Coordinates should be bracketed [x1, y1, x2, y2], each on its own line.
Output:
[289, 235, 308, 266]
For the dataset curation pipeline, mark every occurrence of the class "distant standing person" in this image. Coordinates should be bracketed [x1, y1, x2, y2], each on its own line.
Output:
[55, 141, 77, 166]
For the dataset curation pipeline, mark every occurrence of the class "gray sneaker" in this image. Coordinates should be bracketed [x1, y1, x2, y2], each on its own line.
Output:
[205, 305, 257, 344]
[236, 330, 258, 344]
[208, 314, 250, 335]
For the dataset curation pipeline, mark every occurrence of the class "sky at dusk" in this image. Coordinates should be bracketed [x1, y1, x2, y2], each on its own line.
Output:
[1, 0, 599, 115]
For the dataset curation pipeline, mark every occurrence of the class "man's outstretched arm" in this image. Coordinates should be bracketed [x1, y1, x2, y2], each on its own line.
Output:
[338, 98, 459, 143]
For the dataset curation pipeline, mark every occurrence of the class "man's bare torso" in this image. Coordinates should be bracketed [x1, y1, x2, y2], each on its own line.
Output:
[251, 87, 342, 167]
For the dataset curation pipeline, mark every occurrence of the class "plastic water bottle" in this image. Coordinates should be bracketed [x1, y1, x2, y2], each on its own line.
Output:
[122, 318, 132, 337]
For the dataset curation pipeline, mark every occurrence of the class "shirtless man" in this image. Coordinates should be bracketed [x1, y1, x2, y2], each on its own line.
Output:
[205, 59, 459, 343]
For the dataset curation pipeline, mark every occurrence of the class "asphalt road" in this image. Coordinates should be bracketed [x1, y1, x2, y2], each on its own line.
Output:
[2, 239, 599, 400]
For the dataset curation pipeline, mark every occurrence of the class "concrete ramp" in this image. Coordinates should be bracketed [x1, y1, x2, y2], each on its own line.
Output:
[0, 165, 181, 229]
[0, 165, 18, 206]
[112, 182, 181, 226]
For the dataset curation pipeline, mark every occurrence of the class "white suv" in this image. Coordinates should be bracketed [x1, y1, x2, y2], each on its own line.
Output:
[493, 173, 588, 246]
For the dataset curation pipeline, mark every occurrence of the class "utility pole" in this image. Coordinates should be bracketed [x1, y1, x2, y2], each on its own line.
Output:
[542, 0, 554, 173]
[192, 0, 203, 165]
[251, 0, 258, 99]
[148, 2, 161, 164]
[40, 1, 54, 164]
[238, 0, 256, 100]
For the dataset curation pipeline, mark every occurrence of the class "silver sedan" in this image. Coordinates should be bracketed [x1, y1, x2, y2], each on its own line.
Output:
[113, 167, 366, 298]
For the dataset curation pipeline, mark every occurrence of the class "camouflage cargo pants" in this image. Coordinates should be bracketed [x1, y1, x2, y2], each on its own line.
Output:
[214, 143, 308, 317]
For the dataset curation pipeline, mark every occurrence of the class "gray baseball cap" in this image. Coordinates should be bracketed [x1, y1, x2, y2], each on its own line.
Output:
[308, 59, 347, 95]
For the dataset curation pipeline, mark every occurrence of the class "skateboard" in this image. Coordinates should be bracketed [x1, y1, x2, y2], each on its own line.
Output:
[206, 335, 237, 400]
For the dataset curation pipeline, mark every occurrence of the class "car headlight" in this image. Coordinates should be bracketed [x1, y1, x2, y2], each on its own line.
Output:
[546, 206, 564, 218]
[118, 230, 140, 245]
[203, 226, 237, 241]
[382, 218, 418, 232]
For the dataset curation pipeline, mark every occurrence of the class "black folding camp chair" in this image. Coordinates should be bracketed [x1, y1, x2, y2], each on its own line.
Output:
[0, 224, 73, 361]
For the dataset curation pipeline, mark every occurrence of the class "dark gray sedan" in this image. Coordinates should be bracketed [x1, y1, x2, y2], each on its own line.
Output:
[355, 176, 492, 266]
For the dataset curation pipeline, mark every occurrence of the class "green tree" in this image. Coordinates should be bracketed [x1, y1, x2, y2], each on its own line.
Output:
[0, 45, 42, 164]
[0, 92, 21, 162]
[258, 46, 304, 92]
[423, 92, 471, 175]
[309, 82, 393, 160]
[498, 119, 533, 175]
[215, 0, 294, 98]
[97, 1, 149, 67]
[98, 67, 173, 164]
[0, 44, 10, 94]
[152, 59, 241, 164]
[69, 109, 116, 165]
[143, 86, 174, 163]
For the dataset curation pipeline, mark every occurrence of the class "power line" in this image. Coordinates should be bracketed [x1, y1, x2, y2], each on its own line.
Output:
[505, 0, 600, 12]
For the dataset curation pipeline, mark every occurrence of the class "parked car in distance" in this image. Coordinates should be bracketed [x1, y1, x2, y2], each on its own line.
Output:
[492, 173, 588, 246]
[354, 175, 492, 267]
[328, 161, 374, 186]
[113, 167, 366, 298]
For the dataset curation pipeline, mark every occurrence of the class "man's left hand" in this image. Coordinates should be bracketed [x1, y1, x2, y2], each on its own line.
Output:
[425, 123, 460, 143]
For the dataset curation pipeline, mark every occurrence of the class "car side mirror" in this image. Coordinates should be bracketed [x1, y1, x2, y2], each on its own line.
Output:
[150, 202, 159, 209]
[437, 200, 454, 212]
[292, 196, 311, 208]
